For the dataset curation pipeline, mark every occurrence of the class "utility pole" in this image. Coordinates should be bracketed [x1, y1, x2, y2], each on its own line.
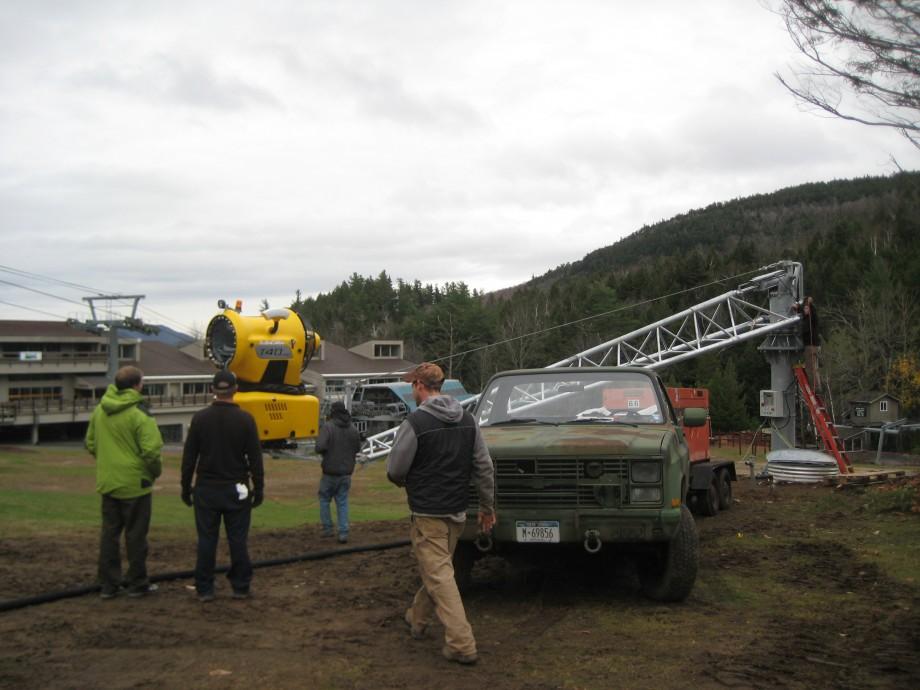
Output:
[67, 295, 159, 382]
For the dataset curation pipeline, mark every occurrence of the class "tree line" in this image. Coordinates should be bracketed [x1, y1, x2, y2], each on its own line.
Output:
[292, 172, 920, 432]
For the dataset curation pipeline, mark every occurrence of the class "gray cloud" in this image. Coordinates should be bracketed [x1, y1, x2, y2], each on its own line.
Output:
[274, 44, 485, 130]
[70, 55, 281, 111]
[0, 169, 195, 234]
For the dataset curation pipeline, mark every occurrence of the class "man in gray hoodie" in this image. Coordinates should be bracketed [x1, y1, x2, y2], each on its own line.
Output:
[387, 362, 495, 666]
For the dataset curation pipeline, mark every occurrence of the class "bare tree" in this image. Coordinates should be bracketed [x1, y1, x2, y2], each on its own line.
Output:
[774, 0, 920, 149]
[497, 297, 550, 370]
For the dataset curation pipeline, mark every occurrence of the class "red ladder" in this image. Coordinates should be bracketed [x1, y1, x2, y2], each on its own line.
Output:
[793, 365, 853, 474]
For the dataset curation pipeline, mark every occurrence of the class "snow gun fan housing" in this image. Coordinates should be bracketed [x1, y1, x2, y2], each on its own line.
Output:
[205, 302, 321, 444]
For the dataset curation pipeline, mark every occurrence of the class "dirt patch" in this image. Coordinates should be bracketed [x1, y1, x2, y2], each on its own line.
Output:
[2, 480, 919, 689]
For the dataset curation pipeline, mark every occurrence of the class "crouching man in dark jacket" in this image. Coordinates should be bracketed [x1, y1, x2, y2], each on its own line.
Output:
[315, 401, 362, 543]
[181, 370, 263, 602]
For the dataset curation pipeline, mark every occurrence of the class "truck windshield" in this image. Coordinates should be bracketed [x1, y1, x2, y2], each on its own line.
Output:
[476, 371, 664, 427]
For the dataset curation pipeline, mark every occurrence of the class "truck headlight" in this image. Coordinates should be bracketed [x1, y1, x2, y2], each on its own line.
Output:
[630, 487, 661, 503]
[631, 462, 660, 483]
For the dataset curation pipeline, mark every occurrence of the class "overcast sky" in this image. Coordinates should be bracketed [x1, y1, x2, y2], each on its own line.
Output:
[0, 0, 916, 335]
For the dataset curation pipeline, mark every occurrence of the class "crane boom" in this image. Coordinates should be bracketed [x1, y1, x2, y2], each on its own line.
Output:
[359, 261, 802, 460]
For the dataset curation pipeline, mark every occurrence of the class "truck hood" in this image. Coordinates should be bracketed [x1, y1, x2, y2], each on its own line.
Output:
[481, 423, 673, 458]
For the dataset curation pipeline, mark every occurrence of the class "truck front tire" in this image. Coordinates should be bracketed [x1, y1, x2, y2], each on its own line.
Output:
[638, 505, 699, 602]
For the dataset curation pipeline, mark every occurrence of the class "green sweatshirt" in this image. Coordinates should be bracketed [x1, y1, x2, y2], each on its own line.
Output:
[86, 384, 164, 499]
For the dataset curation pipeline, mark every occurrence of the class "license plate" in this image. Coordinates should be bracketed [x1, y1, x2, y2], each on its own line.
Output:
[515, 520, 560, 543]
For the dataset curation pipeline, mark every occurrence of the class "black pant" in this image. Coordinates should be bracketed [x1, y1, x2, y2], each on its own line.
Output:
[98, 492, 152, 594]
[194, 483, 253, 595]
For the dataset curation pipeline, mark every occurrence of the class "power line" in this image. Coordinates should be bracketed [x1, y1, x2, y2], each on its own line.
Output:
[335, 265, 771, 384]
[0, 264, 199, 334]
[0, 299, 70, 320]
[427, 266, 771, 366]
[0, 264, 102, 295]
[0, 278, 90, 309]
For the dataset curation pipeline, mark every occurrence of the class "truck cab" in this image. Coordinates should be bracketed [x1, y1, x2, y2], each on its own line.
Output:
[458, 366, 706, 601]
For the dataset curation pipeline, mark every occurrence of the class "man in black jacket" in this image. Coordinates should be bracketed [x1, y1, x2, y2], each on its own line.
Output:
[314, 401, 362, 543]
[181, 370, 264, 602]
[387, 362, 495, 666]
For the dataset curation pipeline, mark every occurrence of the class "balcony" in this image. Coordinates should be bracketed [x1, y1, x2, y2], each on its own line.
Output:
[0, 394, 213, 424]
[0, 351, 108, 375]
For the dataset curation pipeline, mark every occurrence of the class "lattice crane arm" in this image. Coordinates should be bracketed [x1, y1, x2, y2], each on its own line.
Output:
[359, 261, 803, 461]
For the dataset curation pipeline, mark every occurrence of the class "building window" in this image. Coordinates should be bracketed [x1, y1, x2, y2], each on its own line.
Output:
[854, 406, 866, 418]
[374, 343, 401, 358]
[119, 343, 137, 359]
[144, 383, 166, 397]
[879, 400, 888, 413]
[9, 386, 63, 401]
[182, 382, 209, 395]
[325, 379, 345, 394]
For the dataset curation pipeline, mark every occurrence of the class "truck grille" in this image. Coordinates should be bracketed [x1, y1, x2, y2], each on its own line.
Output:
[469, 457, 632, 509]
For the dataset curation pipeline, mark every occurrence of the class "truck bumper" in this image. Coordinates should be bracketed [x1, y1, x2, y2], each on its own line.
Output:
[462, 506, 683, 546]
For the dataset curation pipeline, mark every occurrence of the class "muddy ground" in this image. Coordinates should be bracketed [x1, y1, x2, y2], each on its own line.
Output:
[1, 478, 919, 690]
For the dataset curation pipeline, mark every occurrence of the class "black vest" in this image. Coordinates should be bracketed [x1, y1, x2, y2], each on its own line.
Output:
[404, 408, 477, 514]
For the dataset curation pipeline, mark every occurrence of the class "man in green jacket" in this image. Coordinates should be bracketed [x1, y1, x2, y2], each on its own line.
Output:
[85, 365, 164, 599]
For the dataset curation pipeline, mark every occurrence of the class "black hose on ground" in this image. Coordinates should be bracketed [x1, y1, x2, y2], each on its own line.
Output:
[0, 539, 410, 614]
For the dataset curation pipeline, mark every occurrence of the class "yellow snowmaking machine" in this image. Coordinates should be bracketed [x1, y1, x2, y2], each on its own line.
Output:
[204, 300, 321, 446]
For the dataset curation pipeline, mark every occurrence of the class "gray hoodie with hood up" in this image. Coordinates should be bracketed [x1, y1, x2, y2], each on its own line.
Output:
[386, 394, 494, 519]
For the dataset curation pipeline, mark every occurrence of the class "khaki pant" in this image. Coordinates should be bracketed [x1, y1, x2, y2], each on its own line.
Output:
[406, 516, 477, 656]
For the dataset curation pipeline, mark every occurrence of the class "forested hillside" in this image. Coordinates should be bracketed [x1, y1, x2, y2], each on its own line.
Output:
[293, 172, 920, 429]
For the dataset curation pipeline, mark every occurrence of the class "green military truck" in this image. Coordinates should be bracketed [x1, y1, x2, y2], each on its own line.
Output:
[456, 366, 707, 602]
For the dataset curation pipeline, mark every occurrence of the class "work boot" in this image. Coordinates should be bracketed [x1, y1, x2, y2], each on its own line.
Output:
[404, 611, 427, 640]
[198, 591, 216, 603]
[127, 583, 158, 598]
[442, 646, 478, 665]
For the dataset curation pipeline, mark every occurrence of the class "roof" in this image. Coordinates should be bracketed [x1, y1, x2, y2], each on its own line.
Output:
[129, 340, 216, 377]
[848, 392, 901, 404]
[307, 341, 416, 377]
[0, 320, 107, 340]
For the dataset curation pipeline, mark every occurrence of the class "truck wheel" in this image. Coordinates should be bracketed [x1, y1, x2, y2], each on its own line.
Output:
[698, 479, 720, 517]
[453, 541, 476, 592]
[717, 471, 733, 511]
[638, 505, 699, 602]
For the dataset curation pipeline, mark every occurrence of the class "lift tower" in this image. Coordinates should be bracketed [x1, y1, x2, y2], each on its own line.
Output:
[756, 263, 802, 452]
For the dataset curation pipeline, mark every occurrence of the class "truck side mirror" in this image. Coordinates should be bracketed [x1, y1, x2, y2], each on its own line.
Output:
[682, 407, 708, 427]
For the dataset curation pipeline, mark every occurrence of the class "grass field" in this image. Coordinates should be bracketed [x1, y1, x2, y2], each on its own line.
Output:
[0, 444, 410, 538]
[1, 442, 908, 537]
